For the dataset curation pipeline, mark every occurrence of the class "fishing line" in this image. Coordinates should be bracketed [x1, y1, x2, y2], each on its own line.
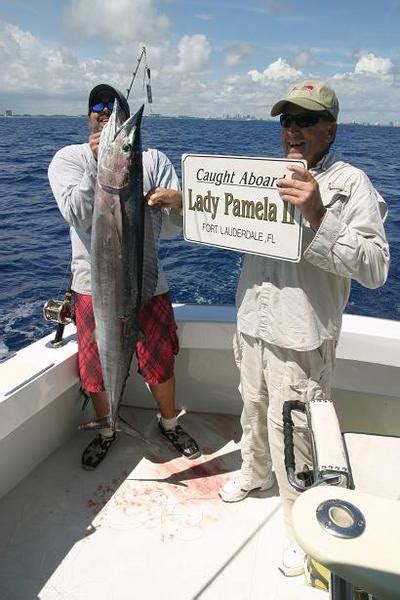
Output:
[55, 255, 73, 298]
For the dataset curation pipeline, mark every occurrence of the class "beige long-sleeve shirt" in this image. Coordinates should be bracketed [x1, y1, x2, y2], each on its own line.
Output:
[236, 152, 390, 351]
[48, 144, 182, 295]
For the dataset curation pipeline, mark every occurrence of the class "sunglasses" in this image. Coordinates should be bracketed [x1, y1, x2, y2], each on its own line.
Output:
[90, 100, 115, 113]
[280, 113, 322, 128]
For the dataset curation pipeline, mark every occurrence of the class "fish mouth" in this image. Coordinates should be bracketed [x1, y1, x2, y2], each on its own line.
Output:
[97, 104, 145, 190]
[97, 103, 145, 166]
[113, 105, 145, 146]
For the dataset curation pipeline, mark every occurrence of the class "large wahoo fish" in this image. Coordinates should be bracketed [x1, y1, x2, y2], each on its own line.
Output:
[85, 101, 160, 430]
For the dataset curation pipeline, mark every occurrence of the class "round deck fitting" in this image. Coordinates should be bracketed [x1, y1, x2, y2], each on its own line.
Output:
[316, 498, 366, 539]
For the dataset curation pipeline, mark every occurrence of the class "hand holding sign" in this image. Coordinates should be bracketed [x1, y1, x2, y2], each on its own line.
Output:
[277, 164, 326, 232]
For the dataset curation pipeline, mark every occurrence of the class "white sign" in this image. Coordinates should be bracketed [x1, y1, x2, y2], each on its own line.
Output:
[182, 153, 305, 262]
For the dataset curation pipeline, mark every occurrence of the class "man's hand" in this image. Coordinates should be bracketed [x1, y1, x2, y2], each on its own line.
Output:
[277, 164, 326, 231]
[89, 131, 102, 159]
[145, 187, 182, 210]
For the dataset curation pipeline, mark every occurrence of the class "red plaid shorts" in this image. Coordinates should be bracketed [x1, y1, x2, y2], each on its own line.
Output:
[74, 292, 179, 391]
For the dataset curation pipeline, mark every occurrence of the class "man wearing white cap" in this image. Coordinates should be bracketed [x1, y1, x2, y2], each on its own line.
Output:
[219, 80, 390, 576]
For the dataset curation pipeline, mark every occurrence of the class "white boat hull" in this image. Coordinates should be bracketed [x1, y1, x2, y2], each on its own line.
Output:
[0, 305, 399, 599]
[1, 305, 400, 499]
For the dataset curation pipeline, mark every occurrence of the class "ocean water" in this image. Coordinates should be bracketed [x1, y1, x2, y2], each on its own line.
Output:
[0, 115, 399, 358]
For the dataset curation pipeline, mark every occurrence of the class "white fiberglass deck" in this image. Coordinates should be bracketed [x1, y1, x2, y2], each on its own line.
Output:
[0, 407, 323, 600]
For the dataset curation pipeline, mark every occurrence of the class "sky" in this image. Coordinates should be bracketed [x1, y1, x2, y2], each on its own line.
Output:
[1, 0, 400, 123]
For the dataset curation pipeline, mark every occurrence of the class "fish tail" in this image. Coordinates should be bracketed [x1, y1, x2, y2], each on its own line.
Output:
[78, 416, 114, 431]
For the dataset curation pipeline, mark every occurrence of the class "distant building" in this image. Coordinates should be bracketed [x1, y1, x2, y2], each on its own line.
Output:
[4, 109, 13, 117]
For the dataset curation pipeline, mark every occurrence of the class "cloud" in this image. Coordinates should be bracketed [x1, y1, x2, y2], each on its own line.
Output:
[0, 21, 79, 93]
[174, 35, 211, 73]
[293, 49, 319, 70]
[322, 52, 399, 122]
[243, 51, 400, 123]
[1, 13, 400, 124]
[63, 0, 170, 44]
[224, 43, 256, 67]
[195, 13, 213, 21]
[0, 19, 144, 113]
[248, 58, 302, 82]
[333, 52, 394, 80]
[355, 52, 393, 75]
[0, 18, 212, 115]
[251, 0, 291, 15]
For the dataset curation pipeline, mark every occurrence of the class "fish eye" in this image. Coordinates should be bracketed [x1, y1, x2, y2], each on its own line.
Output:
[122, 143, 132, 152]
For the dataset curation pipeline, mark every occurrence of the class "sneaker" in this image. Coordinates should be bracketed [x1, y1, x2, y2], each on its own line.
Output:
[81, 433, 117, 470]
[279, 543, 306, 577]
[219, 472, 275, 502]
[159, 422, 201, 459]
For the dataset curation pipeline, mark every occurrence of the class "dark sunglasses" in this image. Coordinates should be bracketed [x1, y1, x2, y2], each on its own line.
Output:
[90, 100, 115, 113]
[280, 113, 322, 128]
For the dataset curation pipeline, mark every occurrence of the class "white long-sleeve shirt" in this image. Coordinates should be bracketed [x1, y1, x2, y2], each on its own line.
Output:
[236, 152, 390, 351]
[48, 143, 182, 295]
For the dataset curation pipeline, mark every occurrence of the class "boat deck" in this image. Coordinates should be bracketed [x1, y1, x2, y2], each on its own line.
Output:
[0, 407, 324, 600]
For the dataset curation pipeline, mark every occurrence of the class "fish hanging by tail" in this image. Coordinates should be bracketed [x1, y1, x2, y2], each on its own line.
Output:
[80, 100, 160, 435]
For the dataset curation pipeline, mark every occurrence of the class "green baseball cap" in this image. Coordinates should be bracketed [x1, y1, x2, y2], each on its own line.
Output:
[270, 79, 339, 120]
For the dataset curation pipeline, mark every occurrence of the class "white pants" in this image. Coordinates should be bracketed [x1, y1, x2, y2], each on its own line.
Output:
[235, 333, 336, 540]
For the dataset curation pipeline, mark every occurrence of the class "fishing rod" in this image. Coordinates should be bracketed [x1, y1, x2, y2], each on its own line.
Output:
[126, 46, 153, 106]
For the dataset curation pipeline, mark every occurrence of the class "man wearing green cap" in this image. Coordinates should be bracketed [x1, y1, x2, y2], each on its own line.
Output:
[219, 79, 390, 576]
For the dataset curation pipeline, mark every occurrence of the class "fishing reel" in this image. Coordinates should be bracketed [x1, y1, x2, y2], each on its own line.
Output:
[43, 289, 74, 347]
[43, 298, 73, 325]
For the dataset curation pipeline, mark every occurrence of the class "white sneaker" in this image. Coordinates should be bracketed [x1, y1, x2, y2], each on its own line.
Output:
[219, 472, 275, 502]
[279, 543, 306, 577]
